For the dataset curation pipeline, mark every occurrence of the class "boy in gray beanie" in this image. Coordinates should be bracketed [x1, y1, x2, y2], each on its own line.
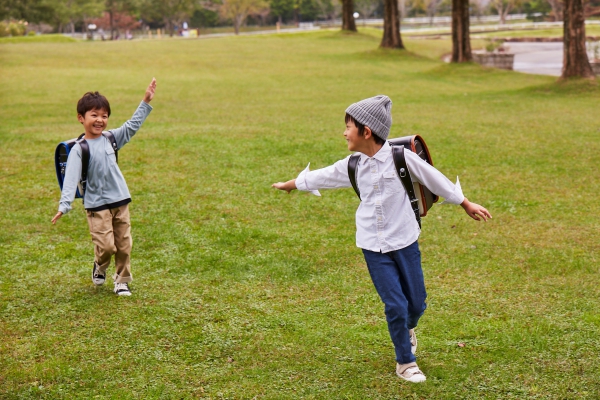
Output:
[273, 95, 491, 383]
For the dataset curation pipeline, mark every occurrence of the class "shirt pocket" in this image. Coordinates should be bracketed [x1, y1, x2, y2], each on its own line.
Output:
[105, 143, 117, 165]
[382, 171, 402, 194]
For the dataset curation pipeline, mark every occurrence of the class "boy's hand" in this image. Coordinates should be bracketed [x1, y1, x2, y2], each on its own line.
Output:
[461, 198, 492, 222]
[52, 211, 63, 224]
[272, 179, 297, 194]
[143, 78, 157, 103]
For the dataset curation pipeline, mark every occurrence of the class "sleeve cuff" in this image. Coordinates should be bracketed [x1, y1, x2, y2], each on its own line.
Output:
[140, 100, 153, 111]
[440, 176, 465, 205]
[296, 163, 321, 196]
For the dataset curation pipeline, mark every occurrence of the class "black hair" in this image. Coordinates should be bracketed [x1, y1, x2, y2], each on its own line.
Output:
[345, 113, 385, 145]
[77, 91, 111, 117]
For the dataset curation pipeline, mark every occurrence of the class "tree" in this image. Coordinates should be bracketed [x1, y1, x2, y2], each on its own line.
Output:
[425, 0, 442, 25]
[451, 0, 471, 62]
[66, 0, 105, 33]
[380, 0, 402, 48]
[313, 0, 334, 22]
[354, 0, 378, 25]
[91, 10, 142, 34]
[546, 0, 563, 21]
[341, 0, 357, 31]
[491, 0, 518, 24]
[561, 0, 594, 78]
[270, 0, 295, 23]
[220, 0, 268, 34]
[0, 0, 55, 25]
[105, 0, 139, 39]
[141, 0, 195, 36]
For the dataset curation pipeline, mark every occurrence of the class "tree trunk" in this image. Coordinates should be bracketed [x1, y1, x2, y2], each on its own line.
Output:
[399, 0, 406, 19]
[562, 0, 594, 78]
[451, 0, 471, 62]
[234, 15, 242, 35]
[380, 0, 403, 48]
[501, 5, 511, 25]
[109, 9, 115, 40]
[548, 0, 563, 21]
[342, 0, 357, 31]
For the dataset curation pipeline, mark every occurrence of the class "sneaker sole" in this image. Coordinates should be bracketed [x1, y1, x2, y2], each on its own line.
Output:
[115, 291, 132, 296]
[398, 374, 426, 383]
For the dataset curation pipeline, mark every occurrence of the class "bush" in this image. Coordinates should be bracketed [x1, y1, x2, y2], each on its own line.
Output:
[27, 30, 36, 36]
[8, 21, 26, 36]
[0, 22, 8, 37]
[485, 38, 504, 53]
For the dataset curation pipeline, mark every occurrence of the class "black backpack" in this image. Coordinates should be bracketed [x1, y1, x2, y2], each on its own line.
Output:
[347, 135, 439, 228]
[54, 132, 118, 202]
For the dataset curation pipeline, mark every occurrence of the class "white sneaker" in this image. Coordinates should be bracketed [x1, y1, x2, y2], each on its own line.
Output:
[114, 282, 132, 296]
[396, 363, 426, 383]
[409, 329, 417, 355]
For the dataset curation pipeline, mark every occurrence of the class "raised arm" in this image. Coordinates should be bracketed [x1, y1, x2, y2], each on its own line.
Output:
[144, 77, 156, 104]
[109, 78, 156, 148]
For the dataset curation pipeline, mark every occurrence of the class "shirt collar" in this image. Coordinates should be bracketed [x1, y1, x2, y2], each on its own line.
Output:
[359, 141, 391, 165]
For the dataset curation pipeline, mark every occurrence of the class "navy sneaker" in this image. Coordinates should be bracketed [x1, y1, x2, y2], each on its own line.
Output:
[92, 262, 106, 286]
[114, 282, 132, 296]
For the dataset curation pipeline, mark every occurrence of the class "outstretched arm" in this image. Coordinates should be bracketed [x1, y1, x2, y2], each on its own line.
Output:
[461, 198, 492, 221]
[143, 77, 156, 104]
[272, 179, 297, 193]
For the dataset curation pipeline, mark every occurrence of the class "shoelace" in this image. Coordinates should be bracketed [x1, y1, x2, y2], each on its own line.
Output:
[403, 366, 423, 377]
[115, 283, 129, 291]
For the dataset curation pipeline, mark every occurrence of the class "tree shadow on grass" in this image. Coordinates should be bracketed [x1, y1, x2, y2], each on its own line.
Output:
[517, 76, 599, 97]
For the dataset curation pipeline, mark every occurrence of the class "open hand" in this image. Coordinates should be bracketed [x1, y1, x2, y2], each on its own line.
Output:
[52, 211, 63, 224]
[143, 77, 157, 103]
[461, 198, 492, 221]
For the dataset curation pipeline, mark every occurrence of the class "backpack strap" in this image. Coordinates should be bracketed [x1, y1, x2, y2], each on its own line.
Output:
[76, 133, 89, 204]
[391, 144, 422, 228]
[347, 153, 361, 200]
[74, 132, 118, 204]
[103, 131, 118, 163]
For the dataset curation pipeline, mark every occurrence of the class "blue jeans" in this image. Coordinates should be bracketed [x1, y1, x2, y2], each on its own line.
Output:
[362, 241, 427, 364]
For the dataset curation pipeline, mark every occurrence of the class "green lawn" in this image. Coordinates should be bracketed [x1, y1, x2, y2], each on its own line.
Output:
[1, 30, 599, 399]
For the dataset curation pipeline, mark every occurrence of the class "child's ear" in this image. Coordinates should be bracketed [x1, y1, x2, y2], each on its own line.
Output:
[364, 126, 373, 139]
[77, 114, 84, 124]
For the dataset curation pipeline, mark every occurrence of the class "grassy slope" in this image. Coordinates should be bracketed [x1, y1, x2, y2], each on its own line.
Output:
[0, 30, 599, 399]
[0, 34, 78, 44]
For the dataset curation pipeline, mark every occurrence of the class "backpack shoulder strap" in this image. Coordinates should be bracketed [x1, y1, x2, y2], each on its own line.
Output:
[347, 153, 361, 200]
[76, 135, 90, 203]
[391, 144, 421, 228]
[102, 131, 118, 163]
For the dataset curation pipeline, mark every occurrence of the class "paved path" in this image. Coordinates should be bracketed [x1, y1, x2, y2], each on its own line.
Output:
[508, 42, 563, 76]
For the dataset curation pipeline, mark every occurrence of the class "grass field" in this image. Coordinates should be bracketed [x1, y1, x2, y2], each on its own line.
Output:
[1, 28, 599, 399]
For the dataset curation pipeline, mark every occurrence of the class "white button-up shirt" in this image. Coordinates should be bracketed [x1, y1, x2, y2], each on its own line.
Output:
[295, 141, 465, 252]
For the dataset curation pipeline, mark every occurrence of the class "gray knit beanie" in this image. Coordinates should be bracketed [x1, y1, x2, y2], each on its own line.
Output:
[345, 95, 392, 140]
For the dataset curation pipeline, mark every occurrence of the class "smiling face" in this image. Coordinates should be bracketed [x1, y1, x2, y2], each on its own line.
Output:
[78, 108, 109, 138]
[344, 119, 368, 153]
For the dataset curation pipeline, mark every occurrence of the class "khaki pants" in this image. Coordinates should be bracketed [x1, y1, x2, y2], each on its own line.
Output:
[86, 204, 133, 283]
